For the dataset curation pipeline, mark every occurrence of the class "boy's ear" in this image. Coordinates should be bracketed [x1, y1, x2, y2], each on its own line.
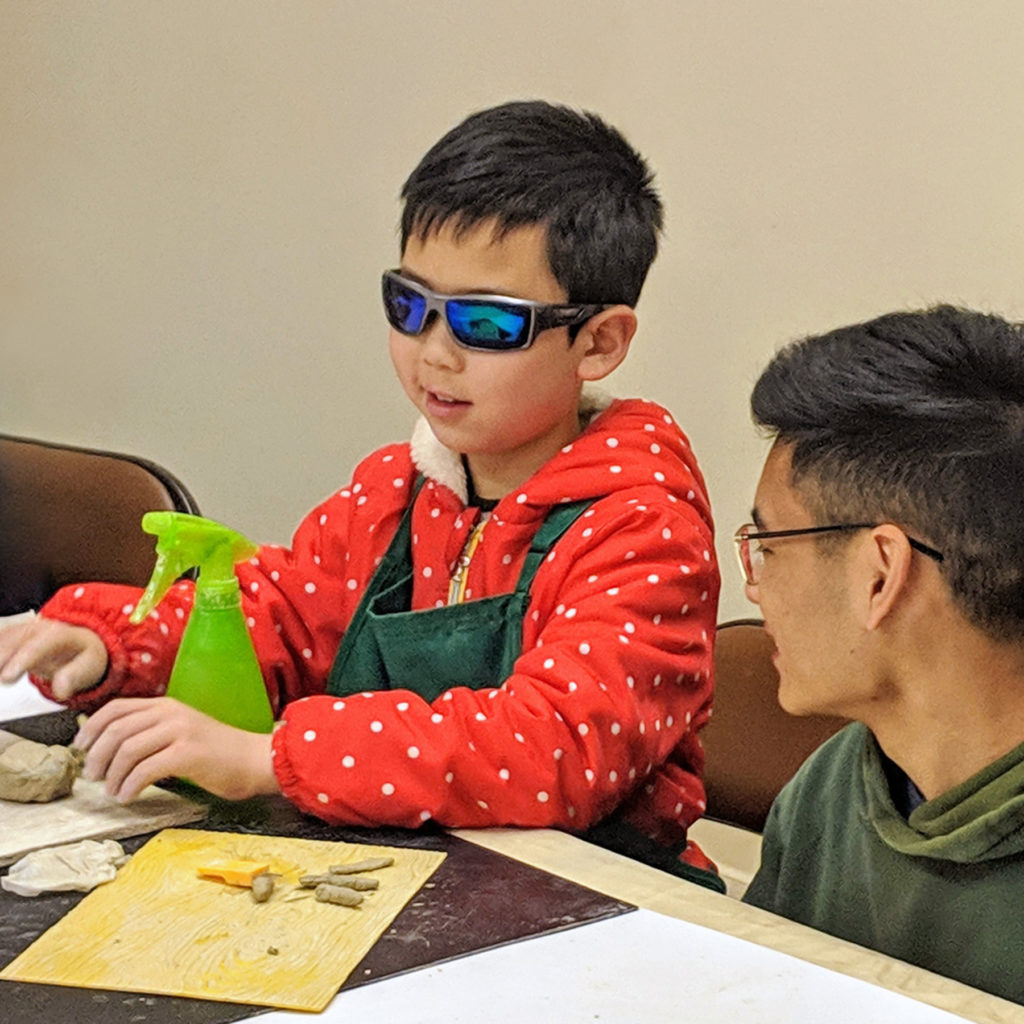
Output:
[574, 305, 636, 382]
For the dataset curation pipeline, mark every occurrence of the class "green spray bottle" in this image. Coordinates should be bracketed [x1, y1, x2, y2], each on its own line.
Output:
[128, 512, 275, 733]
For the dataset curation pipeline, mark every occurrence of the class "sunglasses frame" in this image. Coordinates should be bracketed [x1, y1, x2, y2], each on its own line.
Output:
[382, 270, 610, 352]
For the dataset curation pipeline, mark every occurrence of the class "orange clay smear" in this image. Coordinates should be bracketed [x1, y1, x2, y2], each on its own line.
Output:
[196, 859, 270, 887]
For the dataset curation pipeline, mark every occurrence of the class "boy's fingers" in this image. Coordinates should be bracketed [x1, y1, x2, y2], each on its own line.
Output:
[50, 645, 108, 699]
[0, 623, 34, 681]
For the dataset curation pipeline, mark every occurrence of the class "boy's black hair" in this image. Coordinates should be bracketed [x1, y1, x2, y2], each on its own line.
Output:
[751, 305, 1024, 642]
[400, 100, 662, 307]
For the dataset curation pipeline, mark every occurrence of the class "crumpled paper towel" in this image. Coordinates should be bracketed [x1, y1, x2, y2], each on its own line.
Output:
[2, 839, 130, 897]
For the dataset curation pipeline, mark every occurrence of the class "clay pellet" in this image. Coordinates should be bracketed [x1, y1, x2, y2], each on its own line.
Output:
[327, 856, 394, 874]
[315, 883, 364, 907]
[251, 873, 276, 903]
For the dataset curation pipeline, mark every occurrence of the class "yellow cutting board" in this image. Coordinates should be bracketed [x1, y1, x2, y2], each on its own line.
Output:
[1, 828, 446, 1012]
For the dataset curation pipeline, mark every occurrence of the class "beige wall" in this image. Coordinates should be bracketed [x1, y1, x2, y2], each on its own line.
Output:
[4, 1, 1024, 621]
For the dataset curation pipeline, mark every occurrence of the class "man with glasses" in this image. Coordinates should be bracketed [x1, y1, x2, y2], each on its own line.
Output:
[737, 305, 1024, 1004]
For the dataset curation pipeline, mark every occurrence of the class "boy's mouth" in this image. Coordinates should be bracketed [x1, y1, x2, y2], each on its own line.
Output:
[425, 389, 471, 414]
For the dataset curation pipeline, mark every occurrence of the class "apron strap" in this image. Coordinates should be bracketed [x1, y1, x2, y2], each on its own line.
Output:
[512, 498, 595, 595]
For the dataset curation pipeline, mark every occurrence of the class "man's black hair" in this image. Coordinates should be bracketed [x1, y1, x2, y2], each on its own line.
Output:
[400, 100, 662, 307]
[751, 304, 1024, 641]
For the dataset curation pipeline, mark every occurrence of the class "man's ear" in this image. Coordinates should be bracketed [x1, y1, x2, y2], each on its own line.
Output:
[575, 305, 636, 382]
[858, 525, 915, 631]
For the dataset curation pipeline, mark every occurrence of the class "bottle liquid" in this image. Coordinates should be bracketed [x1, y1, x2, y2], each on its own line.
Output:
[129, 512, 274, 733]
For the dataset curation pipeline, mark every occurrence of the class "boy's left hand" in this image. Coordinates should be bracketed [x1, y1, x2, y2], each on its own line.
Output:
[73, 697, 280, 804]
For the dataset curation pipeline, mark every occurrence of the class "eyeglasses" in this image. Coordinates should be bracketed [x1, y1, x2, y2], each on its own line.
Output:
[382, 270, 609, 352]
[733, 522, 944, 587]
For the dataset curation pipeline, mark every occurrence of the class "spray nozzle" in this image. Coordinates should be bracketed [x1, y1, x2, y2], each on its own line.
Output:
[129, 512, 258, 624]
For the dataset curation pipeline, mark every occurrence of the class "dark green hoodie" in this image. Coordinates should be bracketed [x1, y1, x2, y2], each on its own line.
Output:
[744, 722, 1024, 1004]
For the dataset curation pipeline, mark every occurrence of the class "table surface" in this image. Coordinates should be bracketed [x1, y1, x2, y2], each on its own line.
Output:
[0, 636, 1021, 1023]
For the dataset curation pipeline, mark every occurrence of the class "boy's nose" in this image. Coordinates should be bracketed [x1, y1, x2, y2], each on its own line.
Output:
[420, 313, 465, 369]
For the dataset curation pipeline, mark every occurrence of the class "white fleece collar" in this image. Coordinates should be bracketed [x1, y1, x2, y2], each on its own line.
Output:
[409, 386, 615, 503]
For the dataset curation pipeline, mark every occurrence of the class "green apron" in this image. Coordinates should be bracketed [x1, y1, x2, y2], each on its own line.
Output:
[327, 484, 591, 698]
[325, 481, 725, 893]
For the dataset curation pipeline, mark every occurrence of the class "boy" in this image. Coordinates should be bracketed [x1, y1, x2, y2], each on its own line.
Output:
[738, 306, 1024, 1002]
[0, 101, 720, 885]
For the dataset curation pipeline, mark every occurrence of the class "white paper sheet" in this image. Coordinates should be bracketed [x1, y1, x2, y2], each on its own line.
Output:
[256, 908, 970, 1024]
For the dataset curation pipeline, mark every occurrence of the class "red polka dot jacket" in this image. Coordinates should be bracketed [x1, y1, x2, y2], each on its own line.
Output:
[36, 394, 719, 867]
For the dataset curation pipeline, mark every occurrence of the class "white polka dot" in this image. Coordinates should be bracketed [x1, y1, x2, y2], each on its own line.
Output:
[475, 712, 487, 722]
[624, 621, 636, 634]
[568, 681, 578, 692]
[611, 722, 621, 735]
[653, 614, 662, 625]
[582, 527, 593, 538]
[502, 553, 513, 565]
[654, 472, 665, 482]
[370, 720, 383, 733]
[477, 800, 489, 810]
[514, 732, 525, 743]
[537, 791, 549, 802]
[609, 465, 622, 474]
[578, 723, 589, 736]
[639, 722, 646, 734]
[420, 810, 431, 822]
[650, 443, 661, 454]
[445, 772, 454, 783]
[701, 591, 709, 601]
[625, 551, 636, 560]
[516, 493, 528, 504]
[587, 574, 598, 583]
[357, 496, 367, 506]
[122, 603, 135, 616]
[303, 730, 317, 742]
[353, 483, 362, 493]
[431, 713, 444, 723]
[317, 793, 329, 804]
[626, 675, 635, 688]
[423, 566, 432, 578]
[382, 782, 395, 796]
[246, 616, 256, 628]
[675, 802, 684, 815]
[585, 769, 595, 782]
[347, 578, 358, 590]
[443, 692, 453, 701]
[606, 437, 619, 448]
[319, 513, 328, 526]
[340, 489, 351, 498]
[553, 748, 564, 760]
[431, 507, 440, 518]
[74, 586, 85, 599]
[407, 746, 420, 759]
[680, 565, 691, 575]
[544, 658, 555, 669]
[647, 574, 660, 584]
[579, 642, 591, 655]
[159, 623, 169, 635]
[499, 768, 510, 780]
[667, 715, 674, 727]
[333, 700, 346, 710]
[270, 570, 280, 581]
[654, 674, 662, 686]
[609, 771, 618, 782]
[396, 701, 409, 711]
[249, 582, 259, 594]
[302, 648, 312, 660]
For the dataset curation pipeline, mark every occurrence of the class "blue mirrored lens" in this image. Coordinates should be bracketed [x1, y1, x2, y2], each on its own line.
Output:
[446, 301, 529, 350]
[384, 278, 427, 333]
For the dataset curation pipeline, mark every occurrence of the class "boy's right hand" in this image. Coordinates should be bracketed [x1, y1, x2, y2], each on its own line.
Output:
[0, 617, 108, 699]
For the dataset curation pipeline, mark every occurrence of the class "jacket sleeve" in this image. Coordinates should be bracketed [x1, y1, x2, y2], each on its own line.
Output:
[272, 494, 719, 831]
[33, 445, 414, 713]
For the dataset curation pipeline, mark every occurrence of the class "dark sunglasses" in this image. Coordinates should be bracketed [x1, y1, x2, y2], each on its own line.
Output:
[382, 270, 609, 352]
